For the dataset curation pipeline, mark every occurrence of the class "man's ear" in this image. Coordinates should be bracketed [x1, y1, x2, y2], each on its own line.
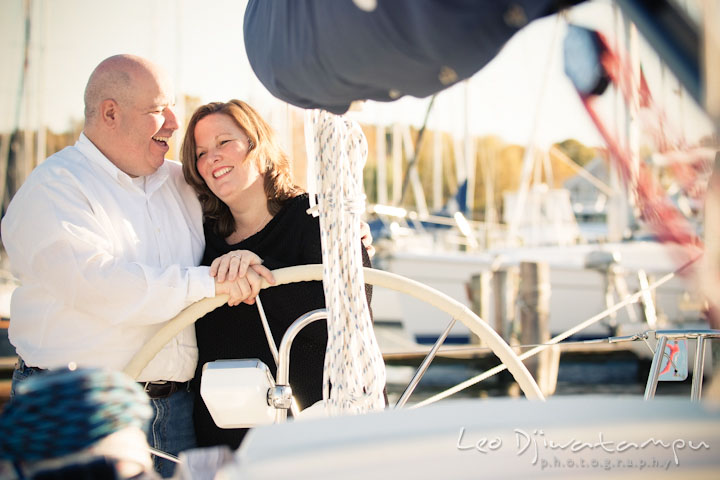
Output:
[100, 99, 119, 127]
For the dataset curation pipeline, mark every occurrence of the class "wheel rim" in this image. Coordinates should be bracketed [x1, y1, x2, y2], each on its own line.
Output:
[123, 265, 544, 401]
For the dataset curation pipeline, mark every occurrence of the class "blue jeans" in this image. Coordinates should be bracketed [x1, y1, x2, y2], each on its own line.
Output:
[10, 357, 44, 398]
[147, 388, 197, 478]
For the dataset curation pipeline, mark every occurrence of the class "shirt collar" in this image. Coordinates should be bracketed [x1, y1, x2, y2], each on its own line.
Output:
[76, 132, 170, 195]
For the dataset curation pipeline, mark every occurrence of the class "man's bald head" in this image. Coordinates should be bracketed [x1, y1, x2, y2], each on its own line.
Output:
[84, 54, 158, 125]
[81, 54, 178, 176]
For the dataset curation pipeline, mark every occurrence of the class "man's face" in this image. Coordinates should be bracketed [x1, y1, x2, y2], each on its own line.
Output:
[114, 69, 178, 177]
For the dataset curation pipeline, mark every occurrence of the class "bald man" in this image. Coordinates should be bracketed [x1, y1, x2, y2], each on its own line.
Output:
[1, 54, 269, 477]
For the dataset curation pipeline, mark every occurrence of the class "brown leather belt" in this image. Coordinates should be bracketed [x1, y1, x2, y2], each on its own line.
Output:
[139, 381, 189, 399]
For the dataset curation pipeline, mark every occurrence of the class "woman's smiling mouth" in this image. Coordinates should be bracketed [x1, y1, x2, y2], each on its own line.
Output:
[213, 166, 234, 178]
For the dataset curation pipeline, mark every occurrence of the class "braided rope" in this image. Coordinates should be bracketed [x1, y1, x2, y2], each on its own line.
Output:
[308, 110, 386, 415]
[0, 368, 152, 461]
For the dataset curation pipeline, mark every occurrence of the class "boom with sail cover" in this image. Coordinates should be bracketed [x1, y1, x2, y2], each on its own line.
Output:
[243, 0, 585, 114]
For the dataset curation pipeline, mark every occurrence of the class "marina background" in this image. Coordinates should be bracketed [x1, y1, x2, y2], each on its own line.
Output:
[1, 0, 718, 407]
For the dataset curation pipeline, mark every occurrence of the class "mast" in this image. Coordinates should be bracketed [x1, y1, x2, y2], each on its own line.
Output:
[606, 3, 636, 242]
[432, 128, 442, 212]
[703, 0, 720, 131]
[376, 124, 388, 205]
[34, 0, 47, 170]
[463, 81, 475, 216]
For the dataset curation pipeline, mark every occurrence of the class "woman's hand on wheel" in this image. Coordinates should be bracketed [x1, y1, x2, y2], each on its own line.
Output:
[211, 249, 274, 283]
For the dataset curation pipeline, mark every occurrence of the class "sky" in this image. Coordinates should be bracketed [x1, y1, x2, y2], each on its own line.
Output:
[0, 0, 715, 149]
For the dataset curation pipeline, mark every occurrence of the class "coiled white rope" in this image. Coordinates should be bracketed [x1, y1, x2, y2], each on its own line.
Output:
[306, 109, 387, 415]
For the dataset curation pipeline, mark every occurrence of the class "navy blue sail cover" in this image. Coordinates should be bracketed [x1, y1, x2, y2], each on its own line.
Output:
[244, 0, 584, 114]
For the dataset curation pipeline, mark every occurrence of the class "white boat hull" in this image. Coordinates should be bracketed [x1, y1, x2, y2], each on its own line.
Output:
[372, 241, 704, 346]
[223, 395, 720, 479]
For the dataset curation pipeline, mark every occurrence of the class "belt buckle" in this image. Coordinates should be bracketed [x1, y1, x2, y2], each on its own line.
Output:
[143, 381, 175, 399]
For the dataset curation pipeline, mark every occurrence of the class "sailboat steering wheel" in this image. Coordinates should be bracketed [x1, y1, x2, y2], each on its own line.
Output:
[124, 265, 544, 404]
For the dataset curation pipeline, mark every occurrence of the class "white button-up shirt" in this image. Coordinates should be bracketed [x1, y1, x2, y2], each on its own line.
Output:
[1, 133, 215, 381]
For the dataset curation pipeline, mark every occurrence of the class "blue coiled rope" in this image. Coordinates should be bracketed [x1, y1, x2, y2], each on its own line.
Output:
[0, 367, 152, 461]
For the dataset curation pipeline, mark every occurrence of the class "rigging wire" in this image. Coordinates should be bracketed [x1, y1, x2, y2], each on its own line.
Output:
[398, 94, 436, 206]
[573, 27, 705, 269]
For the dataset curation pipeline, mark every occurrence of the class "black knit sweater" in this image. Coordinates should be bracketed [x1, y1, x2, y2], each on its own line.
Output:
[191, 194, 372, 449]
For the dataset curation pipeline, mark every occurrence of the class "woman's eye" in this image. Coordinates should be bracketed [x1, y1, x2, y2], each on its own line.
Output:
[197, 151, 206, 159]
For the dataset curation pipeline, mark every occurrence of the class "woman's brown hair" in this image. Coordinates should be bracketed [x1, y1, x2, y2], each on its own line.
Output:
[181, 99, 301, 238]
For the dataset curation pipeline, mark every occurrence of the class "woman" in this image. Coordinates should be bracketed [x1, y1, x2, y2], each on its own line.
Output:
[181, 100, 373, 448]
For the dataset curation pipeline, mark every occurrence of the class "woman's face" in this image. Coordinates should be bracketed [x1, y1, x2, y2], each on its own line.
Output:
[194, 112, 260, 205]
